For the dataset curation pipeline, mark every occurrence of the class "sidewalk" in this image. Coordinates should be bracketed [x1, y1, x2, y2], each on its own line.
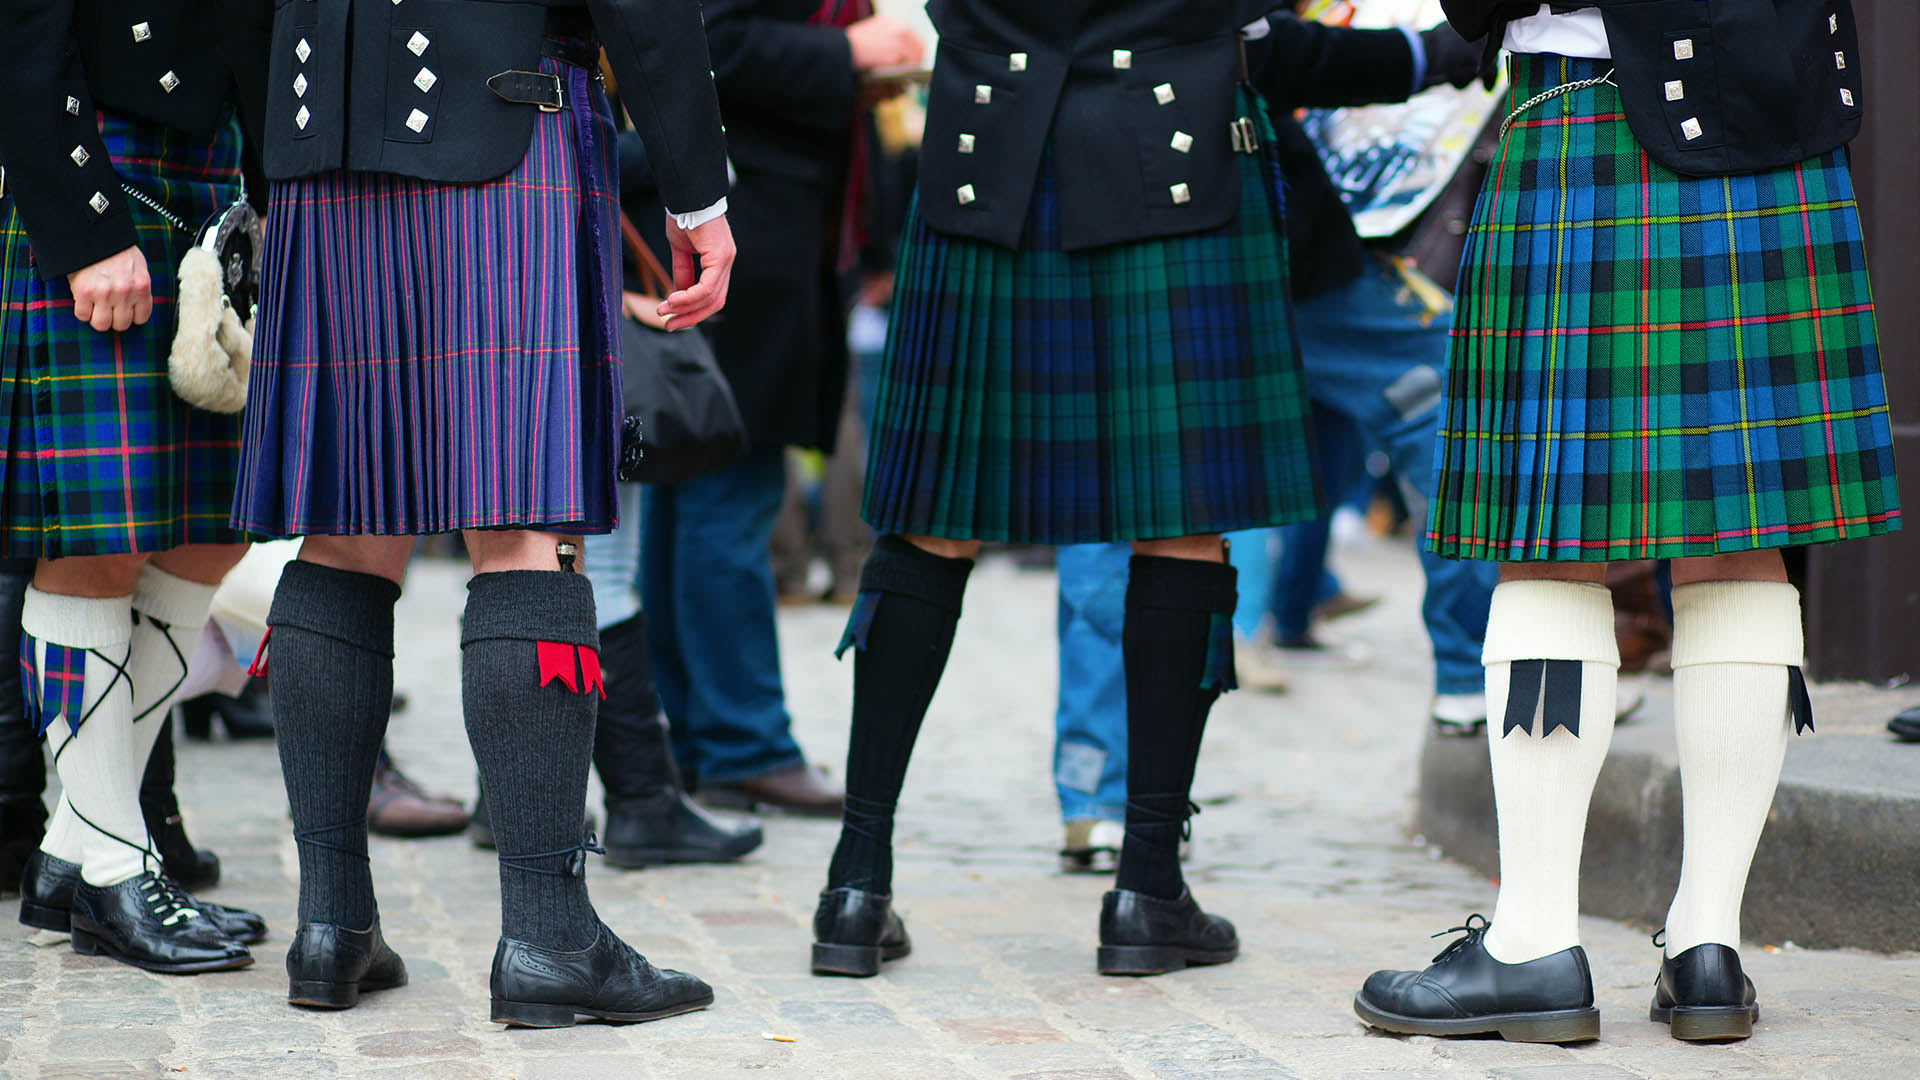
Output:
[3, 537, 1916, 1079]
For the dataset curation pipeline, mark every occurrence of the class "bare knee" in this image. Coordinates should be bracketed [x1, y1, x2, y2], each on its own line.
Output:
[1497, 561, 1608, 585]
[1670, 549, 1787, 587]
[300, 534, 416, 585]
[1132, 534, 1225, 563]
[900, 534, 981, 561]
[464, 529, 585, 575]
[34, 553, 147, 597]
[149, 543, 251, 585]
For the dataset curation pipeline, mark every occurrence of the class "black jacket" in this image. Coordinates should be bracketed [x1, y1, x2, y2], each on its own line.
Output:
[916, 0, 1252, 251]
[0, 0, 270, 279]
[261, 0, 729, 216]
[1443, 1, 1863, 176]
[1244, 12, 1421, 299]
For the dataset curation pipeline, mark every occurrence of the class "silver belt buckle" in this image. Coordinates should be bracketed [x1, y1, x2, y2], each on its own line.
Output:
[540, 73, 566, 113]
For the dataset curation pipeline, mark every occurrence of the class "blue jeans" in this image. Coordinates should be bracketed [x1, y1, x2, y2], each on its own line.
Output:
[1289, 257, 1495, 695]
[585, 484, 645, 630]
[1272, 405, 1365, 640]
[640, 447, 803, 784]
[1053, 544, 1132, 823]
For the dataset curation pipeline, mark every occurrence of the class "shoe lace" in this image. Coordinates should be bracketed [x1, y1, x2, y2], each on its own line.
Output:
[1429, 913, 1491, 963]
[138, 873, 204, 927]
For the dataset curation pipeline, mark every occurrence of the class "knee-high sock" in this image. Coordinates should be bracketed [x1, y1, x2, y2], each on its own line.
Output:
[463, 570, 602, 950]
[1480, 580, 1620, 965]
[1115, 554, 1237, 900]
[25, 588, 150, 886]
[825, 535, 974, 895]
[1663, 581, 1801, 956]
[128, 564, 220, 807]
[269, 562, 400, 928]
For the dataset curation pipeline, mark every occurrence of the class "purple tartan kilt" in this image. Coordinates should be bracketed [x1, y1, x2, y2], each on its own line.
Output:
[232, 56, 623, 538]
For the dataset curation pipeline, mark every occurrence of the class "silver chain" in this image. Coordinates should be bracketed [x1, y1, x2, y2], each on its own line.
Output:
[118, 183, 188, 234]
[1498, 68, 1617, 142]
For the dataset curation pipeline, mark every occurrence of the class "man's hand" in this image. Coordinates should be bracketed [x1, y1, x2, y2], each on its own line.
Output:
[1419, 24, 1483, 91]
[67, 245, 152, 333]
[659, 214, 735, 330]
[846, 15, 925, 72]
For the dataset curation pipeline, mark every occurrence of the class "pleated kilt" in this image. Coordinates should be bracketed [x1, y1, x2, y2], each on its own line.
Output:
[0, 113, 246, 558]
[861, 90, 1319, 545]
[1429, 54, 1900, 563]
[232, 54, 622, 538]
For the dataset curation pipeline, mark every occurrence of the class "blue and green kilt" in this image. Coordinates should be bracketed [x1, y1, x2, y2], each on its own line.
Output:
[861, 91, 1318, 544]
[0, 113, 246, 558]
[232, 54, 622, 538]
[1429, 54, 1900, 562]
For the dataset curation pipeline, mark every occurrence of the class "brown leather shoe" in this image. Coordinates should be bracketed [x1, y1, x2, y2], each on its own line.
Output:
[701, 762, 844, 817]
[368, 750, 471, 837]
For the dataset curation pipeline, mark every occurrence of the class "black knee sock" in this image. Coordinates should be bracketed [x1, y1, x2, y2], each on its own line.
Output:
[1117, 554, 1237, 901]
[825, 535, 973, 895]
[463, 571, 601, 950]
[268, 562, 400, 928]
[593, 612, 670, 805]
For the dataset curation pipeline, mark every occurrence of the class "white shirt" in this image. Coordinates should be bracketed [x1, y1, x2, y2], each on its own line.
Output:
[1503, 4, 1612, 59]
[671, 198, 729, 230]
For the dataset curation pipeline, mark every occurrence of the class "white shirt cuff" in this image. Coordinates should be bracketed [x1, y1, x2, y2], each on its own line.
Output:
[670, 198, 728, 231]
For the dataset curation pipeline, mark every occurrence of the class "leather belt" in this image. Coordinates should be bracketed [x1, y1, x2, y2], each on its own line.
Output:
[487, 38, 599, 113]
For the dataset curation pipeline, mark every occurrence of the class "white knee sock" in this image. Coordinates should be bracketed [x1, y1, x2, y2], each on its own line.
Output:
[1480, 580, 1620, 965]
[128, 564, 221, 775]
[1663, 581, 1801, 956]
[24, 588, 152, 887]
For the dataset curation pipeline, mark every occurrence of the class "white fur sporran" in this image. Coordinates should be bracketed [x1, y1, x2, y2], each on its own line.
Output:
[138, 186, 261, 414]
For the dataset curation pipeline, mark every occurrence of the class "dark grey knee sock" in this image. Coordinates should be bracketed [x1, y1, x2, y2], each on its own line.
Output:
[268, 562, 400, 928]
[462, 570, 601, 950]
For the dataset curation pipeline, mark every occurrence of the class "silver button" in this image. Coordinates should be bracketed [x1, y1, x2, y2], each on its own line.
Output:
[296, 105, 310, 129]
[131, 22, 151, 43]
[1170, 131, 1193, 154]
[1169, 183, 1190, 205]
[158, 71, 180, 93]
[66, 96, 81, 116]
[1681, 117, 1703, 141]
[406, 108, 429, 132]
[89, 191, 108, 214]
[70, 145, 89, 167]
[957, 133, 975, 154]
[1664, 80, 1684, 101]
[296, 38, 312, 63]
[294, 73, 308, 98]
[1673, 38, 1694, 61]
[408, 31, 430, 56]
[956, 184, 976, 206]
[1835, 51, 1846, 70]
[413, 67, 437, 93]
[1112, 50, 1132, 70]
[974, 84, 991, 104]
[1831, 14, 1840, 34]
[1841, 87, 1855, 106]
[1153, 83, 1175, 105]
[1009, 53, 1026, 72]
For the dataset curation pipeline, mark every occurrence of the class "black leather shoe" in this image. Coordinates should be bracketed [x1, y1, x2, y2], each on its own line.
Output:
[595, 704, 764, 868]
[1097, 887, 1238, 975]
[1888, 707, 1920, 743]
[69, 871, 254, 974]
[604, 794, 763, 868]
[811, 887, 911, 977]
[1651, 943, 1758, 1041]
[176, 677, 276, 740]
[18, 851, 265, 943]
[140, 721, 221, 892]
[490, 924, 713, 1027]
[287, 920, 409, 1009]
[1354, 915, 1599, 1043]
[0, 802, 44, 900]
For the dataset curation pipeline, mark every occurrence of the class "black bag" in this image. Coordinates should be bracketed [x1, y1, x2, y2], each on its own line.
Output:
[615, 213, 748, 484]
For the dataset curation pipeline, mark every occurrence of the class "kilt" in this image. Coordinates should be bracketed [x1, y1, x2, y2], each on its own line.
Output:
[861, 90, 1319, 544]
[1429, 54, 1900, 563]
[231, 54, 622, 538]
[0, 114, 247, 558]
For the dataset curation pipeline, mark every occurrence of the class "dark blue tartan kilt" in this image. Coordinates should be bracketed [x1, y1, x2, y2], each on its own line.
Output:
[232, 55, 623, 538]
[861, 90, 1320, 545]
[0, 113, 246, 558]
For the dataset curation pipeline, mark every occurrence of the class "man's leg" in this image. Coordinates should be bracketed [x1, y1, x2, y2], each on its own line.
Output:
[0, 558, 45, 896]
[1053, 544, 1130, 872]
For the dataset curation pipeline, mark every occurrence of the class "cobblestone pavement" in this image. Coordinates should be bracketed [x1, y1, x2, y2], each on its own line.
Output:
[4, 536, 1917, 1079]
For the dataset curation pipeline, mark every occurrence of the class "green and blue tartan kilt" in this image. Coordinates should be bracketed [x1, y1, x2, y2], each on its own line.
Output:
[861, 90, 1319, 545]
[1429, 54, 1900, 563]
[0, 112, 246, 559]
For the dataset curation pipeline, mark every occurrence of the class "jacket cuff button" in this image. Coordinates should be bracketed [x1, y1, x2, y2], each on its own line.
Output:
[1170, 183, 1191, 205]
[89, 191, 109, 214]
[956, 184, 976, 206]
